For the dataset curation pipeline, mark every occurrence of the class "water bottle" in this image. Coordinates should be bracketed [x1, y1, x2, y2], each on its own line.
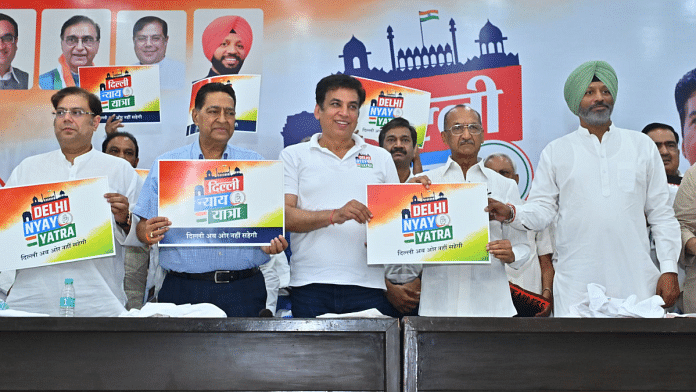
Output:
[59, 278, 75, 317]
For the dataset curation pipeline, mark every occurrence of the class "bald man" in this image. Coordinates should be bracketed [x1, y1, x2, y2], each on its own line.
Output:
[487, 60, 680, 316]
[202, 15, 253, 77]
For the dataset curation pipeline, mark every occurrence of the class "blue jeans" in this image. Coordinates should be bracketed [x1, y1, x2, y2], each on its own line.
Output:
[158, 271, 267, 317]
[290, 283, 393, 318]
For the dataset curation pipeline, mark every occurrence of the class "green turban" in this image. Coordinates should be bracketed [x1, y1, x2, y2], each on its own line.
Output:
[563, 60, 618, 116]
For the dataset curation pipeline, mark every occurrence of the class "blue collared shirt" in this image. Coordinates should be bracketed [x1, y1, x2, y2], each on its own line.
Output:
[133, 138, 270, 272]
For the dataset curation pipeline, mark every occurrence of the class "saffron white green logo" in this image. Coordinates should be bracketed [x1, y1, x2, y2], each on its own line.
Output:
[401, 191, 452, 244]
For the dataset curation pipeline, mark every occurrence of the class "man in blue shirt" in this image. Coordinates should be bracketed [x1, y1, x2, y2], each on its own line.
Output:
[133, 82, 287, 316]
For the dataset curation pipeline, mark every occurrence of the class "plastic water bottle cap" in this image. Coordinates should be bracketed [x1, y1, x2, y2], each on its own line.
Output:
[65, 278, 74, 284]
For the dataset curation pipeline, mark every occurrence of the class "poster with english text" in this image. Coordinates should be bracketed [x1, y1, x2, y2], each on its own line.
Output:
[367, 182, 489, 265]
[354, 77, 431, 148]
[0, 177, 115, 271]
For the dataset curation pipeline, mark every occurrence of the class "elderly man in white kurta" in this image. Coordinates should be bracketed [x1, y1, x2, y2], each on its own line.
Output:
[487, 60, 680, 317]
[412, 105, 530, 317]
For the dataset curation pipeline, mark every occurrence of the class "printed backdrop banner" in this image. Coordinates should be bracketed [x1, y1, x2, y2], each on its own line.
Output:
[0, 177, 115, 271]
[2, 1, 696, 202]
[366, 183, 489, 265]
[354, 77, 431, 147]
[79, 65, 161, 123]
[186, 74, 261, 136]
[158, 159, 283, 246]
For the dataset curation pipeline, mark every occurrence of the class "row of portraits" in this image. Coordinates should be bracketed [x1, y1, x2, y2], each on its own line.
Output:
[0, 8, 263, 91]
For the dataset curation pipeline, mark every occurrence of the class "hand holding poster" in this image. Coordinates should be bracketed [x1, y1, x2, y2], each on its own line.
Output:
[158, 159, 283, 247]
[354, 77, 431, 147]
[0, 177, 115, 271]
[366, 183, 489, 265]
[186, 74, 261, 136]
[79, 65, 162, 123]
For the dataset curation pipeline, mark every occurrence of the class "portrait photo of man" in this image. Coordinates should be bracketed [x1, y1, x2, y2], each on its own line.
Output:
[675, 67, 696, 166]
[39, 12, 109, 90]
[202, 15, 253, 77]
[126, 13, 185, 90]
[0, 12, 29, 89]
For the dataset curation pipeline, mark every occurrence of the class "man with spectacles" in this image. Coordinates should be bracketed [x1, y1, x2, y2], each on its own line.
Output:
[39, 15, 101, 90]
[132, 16, 184, 90]
[3, 87, 142, 316]
[0, 13, 28, 90]
[487, 60, 680, 316]
[409, 104, 531, 316]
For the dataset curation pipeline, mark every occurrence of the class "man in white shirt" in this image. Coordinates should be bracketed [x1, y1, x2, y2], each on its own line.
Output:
[4, 87, 142, 316]
[411, 105, 530, 317]
[280, 74, 399, 317]
[487, 60, 680, 316]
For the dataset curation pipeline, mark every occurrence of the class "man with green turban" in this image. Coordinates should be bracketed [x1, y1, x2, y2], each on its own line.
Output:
[487, 60, 681, 317]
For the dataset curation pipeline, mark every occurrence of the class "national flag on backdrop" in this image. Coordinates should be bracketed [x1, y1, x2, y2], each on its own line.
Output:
[419, 10, 439, 22]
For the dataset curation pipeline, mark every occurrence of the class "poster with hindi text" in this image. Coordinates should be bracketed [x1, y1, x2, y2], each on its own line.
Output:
[186, 74, 261, 136]
[79, 65, 161, 123]
[0, 177, 115, 271]
[355, 77, 431, 147]
[366, 183, 489, 265]
[158, 159, 283, 246]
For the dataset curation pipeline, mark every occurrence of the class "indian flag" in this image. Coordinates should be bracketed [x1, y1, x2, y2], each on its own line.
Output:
[419, 10, 439, 22]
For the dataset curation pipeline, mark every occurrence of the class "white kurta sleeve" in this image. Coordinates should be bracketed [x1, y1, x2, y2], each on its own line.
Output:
[644, 145, 680, 274]
[501, 180, 531, 270]
[511, 147, 559, 232]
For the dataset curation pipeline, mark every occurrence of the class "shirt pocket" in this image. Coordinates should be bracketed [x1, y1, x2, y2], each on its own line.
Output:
[617, 162, 636, 193]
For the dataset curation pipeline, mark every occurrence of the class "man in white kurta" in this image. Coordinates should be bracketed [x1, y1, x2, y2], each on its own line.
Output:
[4, 87, 142, 316]
[488, 61, 681, 317]
[413, 105, 531, 317]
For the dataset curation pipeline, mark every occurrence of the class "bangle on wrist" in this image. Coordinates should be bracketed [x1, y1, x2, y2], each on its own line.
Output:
[503, 203, 516, 224]
[542, 288, 552, 294]
[329, 209, 336, 225]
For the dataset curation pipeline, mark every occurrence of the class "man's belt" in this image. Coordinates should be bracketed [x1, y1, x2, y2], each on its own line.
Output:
[167, 267, 260, 284]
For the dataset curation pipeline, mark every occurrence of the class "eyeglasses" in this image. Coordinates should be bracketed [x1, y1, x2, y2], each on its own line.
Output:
[446, 123, 483, 135]
[53, 109, 96, 118]
[654, 141, 679, 152]
[0, 34, 16, 44]
[135, 35, 165, 44]
[63, 35, 98, 47]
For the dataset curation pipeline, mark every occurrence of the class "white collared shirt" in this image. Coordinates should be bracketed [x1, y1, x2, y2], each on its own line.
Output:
[418, 157, 531, 317]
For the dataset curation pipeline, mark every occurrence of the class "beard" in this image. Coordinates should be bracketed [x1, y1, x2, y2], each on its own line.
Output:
[579, 101, 613, 126]
[210, 54, 245, 75]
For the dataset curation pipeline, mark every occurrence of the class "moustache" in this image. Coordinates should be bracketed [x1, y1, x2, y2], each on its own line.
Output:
[390, 147, 407, 155]
[590, 103, 610, 110]
[223, 54, 242, 62]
